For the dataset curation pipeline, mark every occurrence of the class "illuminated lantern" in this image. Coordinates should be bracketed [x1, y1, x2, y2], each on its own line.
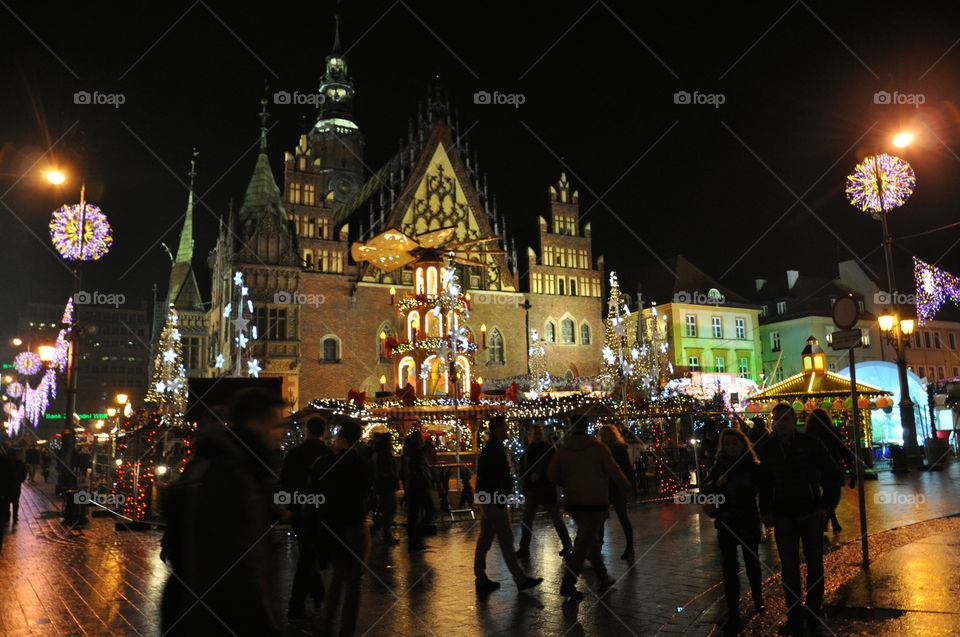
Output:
[791, 400, 804, 412]
[804, 400, 816, 413]
[844, 397, 854, 410]
[832, 397, 845, 412]
[801, 336, 826, 373]
[820, 399, 833, 411]
[857, 396, 870, 409]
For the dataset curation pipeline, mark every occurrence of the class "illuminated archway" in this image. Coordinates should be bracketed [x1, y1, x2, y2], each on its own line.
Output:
[407, 311, 421, 340]
[398, 356, 416, 389]
[427, 266, 439, 295]
[415, 268, 425, 294]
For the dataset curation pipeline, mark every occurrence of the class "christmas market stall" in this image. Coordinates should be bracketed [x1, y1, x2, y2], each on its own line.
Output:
[746, 336, 892, 463]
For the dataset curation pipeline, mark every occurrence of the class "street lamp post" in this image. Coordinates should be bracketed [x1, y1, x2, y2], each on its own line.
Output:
[845, 133, 919, 457]
[878, 313, 917, 454]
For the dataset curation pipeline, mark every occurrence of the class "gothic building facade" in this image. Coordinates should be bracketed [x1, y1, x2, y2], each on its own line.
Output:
[200, 26, 604, 409]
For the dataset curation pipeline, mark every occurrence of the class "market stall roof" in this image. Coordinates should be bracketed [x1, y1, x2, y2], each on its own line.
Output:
[748, 371, 890, 402]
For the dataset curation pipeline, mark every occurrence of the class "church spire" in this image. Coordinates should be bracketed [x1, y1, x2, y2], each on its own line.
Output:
[332, 14, 342, 55]
[175, 148, 198, 264]
[259, 98, 269, 152]
[166, 148, 204, 311]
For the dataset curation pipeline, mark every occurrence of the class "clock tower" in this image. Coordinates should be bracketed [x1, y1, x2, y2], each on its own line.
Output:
[282, 15, 364, 273]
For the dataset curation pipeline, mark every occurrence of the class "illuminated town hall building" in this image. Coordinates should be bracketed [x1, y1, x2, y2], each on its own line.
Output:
[197, 28, 605, 408]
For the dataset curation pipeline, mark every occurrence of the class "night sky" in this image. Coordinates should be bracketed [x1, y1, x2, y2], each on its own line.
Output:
[4, 1, 960, 333]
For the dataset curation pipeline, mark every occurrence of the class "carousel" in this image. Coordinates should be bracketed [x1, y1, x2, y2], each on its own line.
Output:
[746, 337, 893, 453]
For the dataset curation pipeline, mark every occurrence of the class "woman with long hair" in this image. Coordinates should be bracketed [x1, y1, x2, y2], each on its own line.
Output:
[702, 428, 764, 635]
[598, 424, 634, 559]
[805, 408, 852, 533]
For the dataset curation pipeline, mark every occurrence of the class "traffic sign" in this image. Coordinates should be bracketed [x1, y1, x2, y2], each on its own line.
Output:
[832, 296, 860, 330]
[830, 328, 862, 350]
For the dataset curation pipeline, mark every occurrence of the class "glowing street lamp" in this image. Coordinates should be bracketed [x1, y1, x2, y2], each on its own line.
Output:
[11, 338, 22, 346]
[116, 393, 128, 406]
[37, 345, 56, 362]
[45, 170, 66, 185]
[891, 132, 914, 148]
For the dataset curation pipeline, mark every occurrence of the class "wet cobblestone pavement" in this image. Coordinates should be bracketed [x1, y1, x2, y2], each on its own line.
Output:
[1, 463, 958, 636]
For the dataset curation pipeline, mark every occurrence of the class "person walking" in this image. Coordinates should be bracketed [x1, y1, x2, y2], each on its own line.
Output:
[280, 414, 330, 619]
[473, 416, 543, 593]
[599, 424, 635, 559]
[307, 421, 371, 637]
[160, 388, 285, 636]
[41, 447, 52, 483]
[805, 409, 854, 533]
[701, 428, 764, 635]
[548, 415, 630, 601]
[759, 404, 840, 637]
[372, 433, 400, 545]
[401, 431, 434, 552]
[6, 449, 27, 524]
[25, 445, 40, 483]
[517, 424, 572, 559]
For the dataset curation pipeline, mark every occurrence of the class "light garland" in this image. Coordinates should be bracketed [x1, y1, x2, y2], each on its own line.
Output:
[914, 256, 960, 325]
[391, 338, 478, 356]
[845, 153, 915, 214]
[49, 203, 114, 261]
[397, 294, 466, 314]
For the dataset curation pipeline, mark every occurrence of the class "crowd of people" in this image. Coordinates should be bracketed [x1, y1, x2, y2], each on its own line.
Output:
[151, 388, 850, 637]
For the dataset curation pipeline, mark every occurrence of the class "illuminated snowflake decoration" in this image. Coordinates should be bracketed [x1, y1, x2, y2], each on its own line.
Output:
[14, 352, 42, 376]
[845, 153, 916, 213]
[215, 353, 225, 369]
[49, 203, 113, 261]
[247, 359, 262, 377]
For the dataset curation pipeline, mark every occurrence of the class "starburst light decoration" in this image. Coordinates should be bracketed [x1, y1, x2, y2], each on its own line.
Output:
[49, 203, 114, 260]
[14, 352, 42, 376]
[845, 153, 915, 214]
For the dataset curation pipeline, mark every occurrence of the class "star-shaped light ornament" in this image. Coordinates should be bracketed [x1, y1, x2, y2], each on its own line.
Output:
[163, 349, 177, 363]
[247, 359, 261, 377]
[602, 346, 616, 364]
[215, 353, 225, 369]
[232, 317, 249, 332]
[155, 381, 166, 393]
[171, 329, 181, 341]
[237, 333, 249, 348]
[613, 323, 627, 337]
[223, 303, 232, 318]
[233, 272, 244, 286]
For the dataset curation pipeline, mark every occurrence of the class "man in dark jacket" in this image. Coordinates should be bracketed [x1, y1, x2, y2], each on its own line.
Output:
[160, 389, 285, 636]
[759, 404, 841, 637]
[548, 415, 630, 601]
[0, 448, 17, 547]
[372, 433, 400, 545]
[473, 416, 543, 593]
[517, 424, 571, 558]
[307, 421, 370, 637]
[280, 414, 330, 618]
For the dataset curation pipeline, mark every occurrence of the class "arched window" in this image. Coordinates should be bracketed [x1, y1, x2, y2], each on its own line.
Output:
[569, 279, 577, 296]
[427, 266, 438, 295]
[399, 356, 416, 389]
[407, 311, 420, 340]
[321, 336, 340, 363]
[489, 328, 504, 363]
[580, 322, 591, 345]
[545, 321, 557, 343]
[558, 278, 565, 295]
[561, 318, 575, 344]
[415, 267, 425, 294]
[303, 251, 313, 269]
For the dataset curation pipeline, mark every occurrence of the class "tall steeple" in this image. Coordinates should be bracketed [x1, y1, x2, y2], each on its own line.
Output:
[239, 99, 288, 236]
[166, 148, 204, 311]
[315, 13, 357, 132]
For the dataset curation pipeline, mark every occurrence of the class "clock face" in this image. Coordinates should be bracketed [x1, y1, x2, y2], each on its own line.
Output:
[332, 175, 356, 200]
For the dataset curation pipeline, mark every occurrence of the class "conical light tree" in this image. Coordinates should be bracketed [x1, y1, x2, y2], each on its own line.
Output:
[147, 304, 187, 419]
[636, 303, 673, 399]
[528, 329, 551, 397]
[599, 271, 639, 400]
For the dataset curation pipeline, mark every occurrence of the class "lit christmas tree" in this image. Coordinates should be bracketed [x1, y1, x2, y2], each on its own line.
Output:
[147, 304, 187, 419]
[599, 271, 638, 400]
[528, 329, 551, 398]
[636, 303, 673, 399]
